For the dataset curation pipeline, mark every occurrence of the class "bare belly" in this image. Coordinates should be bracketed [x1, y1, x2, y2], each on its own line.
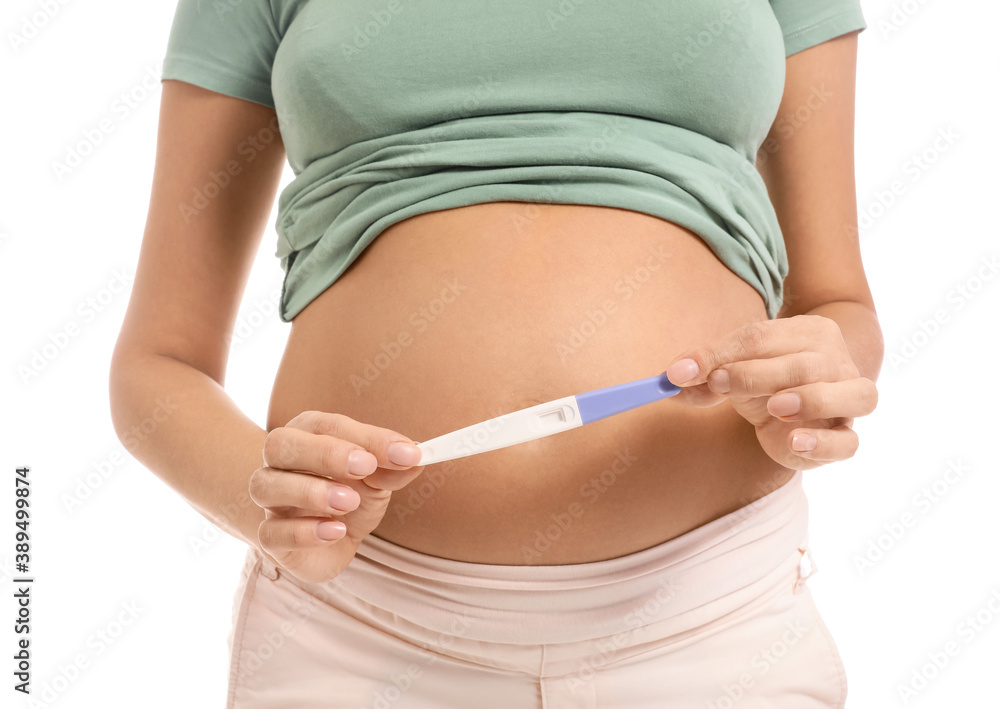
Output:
[266, 202, 794, 564]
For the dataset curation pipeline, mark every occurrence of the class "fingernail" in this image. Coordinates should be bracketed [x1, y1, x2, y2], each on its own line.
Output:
[388, 441, 422, 467]
[707, 369, 730, 394]
[328, 486, 361, 511]
[347, 450, 377, 477]
[316, 520, 346, 540]
[791, 433, 816, 452]
[768, 392, 801, 418]
[665, 358, 699, 385]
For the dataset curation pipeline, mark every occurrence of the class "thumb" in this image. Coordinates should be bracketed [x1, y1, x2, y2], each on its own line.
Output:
[362, 462, 425, 492]
[661, 376, 727, 408]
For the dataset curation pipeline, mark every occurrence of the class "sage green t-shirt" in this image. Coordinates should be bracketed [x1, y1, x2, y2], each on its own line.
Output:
[161, 0, 866, 322]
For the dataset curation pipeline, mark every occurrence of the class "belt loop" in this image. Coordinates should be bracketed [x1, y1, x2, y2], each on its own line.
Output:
[794, 546, 816, 594]
[257, 548, 281, 581]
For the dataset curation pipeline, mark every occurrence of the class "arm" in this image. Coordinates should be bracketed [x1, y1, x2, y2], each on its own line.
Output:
[109, 80, 286, 551]
[110, 80, 426, 582]
[757, 30, 884, 383]
[663, 31, 882, 469]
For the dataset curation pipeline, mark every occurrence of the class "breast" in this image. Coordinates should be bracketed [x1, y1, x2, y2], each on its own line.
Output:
[271, 0, 787, 168]
[266, 203, 790, 564]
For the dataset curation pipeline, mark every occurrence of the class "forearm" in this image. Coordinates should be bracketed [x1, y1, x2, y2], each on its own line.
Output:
[792, 300, 884, 384]
[109, 351, 268, 551]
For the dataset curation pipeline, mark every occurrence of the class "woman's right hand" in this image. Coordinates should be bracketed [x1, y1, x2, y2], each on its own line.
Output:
[248, 410, 425, 584]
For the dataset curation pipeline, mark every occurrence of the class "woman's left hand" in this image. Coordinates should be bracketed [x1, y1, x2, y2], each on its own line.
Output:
[663, 314, 878, 470]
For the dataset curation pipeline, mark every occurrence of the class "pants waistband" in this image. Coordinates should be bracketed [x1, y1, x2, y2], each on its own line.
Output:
[272, 470, 810, 646]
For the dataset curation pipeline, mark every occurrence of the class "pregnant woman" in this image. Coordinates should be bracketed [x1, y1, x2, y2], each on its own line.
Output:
[110, 1, 882, 706]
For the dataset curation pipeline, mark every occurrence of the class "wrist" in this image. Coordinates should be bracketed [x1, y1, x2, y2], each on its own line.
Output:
[789, 302, 884, 383]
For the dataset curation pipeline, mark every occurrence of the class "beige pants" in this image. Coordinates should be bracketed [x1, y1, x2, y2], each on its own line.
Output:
[225, 470, 847, 708]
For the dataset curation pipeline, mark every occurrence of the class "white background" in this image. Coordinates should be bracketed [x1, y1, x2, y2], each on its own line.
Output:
[2, 0, 998, 707]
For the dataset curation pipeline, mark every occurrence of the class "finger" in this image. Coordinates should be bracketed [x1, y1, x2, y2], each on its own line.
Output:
[788, 425, 859, 462]
[249, 467, 362, 514]
[705, 352, 836, 397]
[264, 413, 423, 480]
[767, 378, 878, 422]
[290, 410, 424, 470]
[664, 315, 841, 387]
[258, 516, 347, 552]
[263, 426, 379, 481]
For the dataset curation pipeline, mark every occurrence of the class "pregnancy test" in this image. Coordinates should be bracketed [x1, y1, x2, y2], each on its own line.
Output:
[415, 373, 681, 465]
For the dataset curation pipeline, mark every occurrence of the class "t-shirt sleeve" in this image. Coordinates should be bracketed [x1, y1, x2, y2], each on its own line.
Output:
[768, 0, 868, 57]
[161, 0, 281, 108]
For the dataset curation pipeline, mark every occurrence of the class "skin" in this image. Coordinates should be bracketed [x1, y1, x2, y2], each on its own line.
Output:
[111, 31, 882, 585]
